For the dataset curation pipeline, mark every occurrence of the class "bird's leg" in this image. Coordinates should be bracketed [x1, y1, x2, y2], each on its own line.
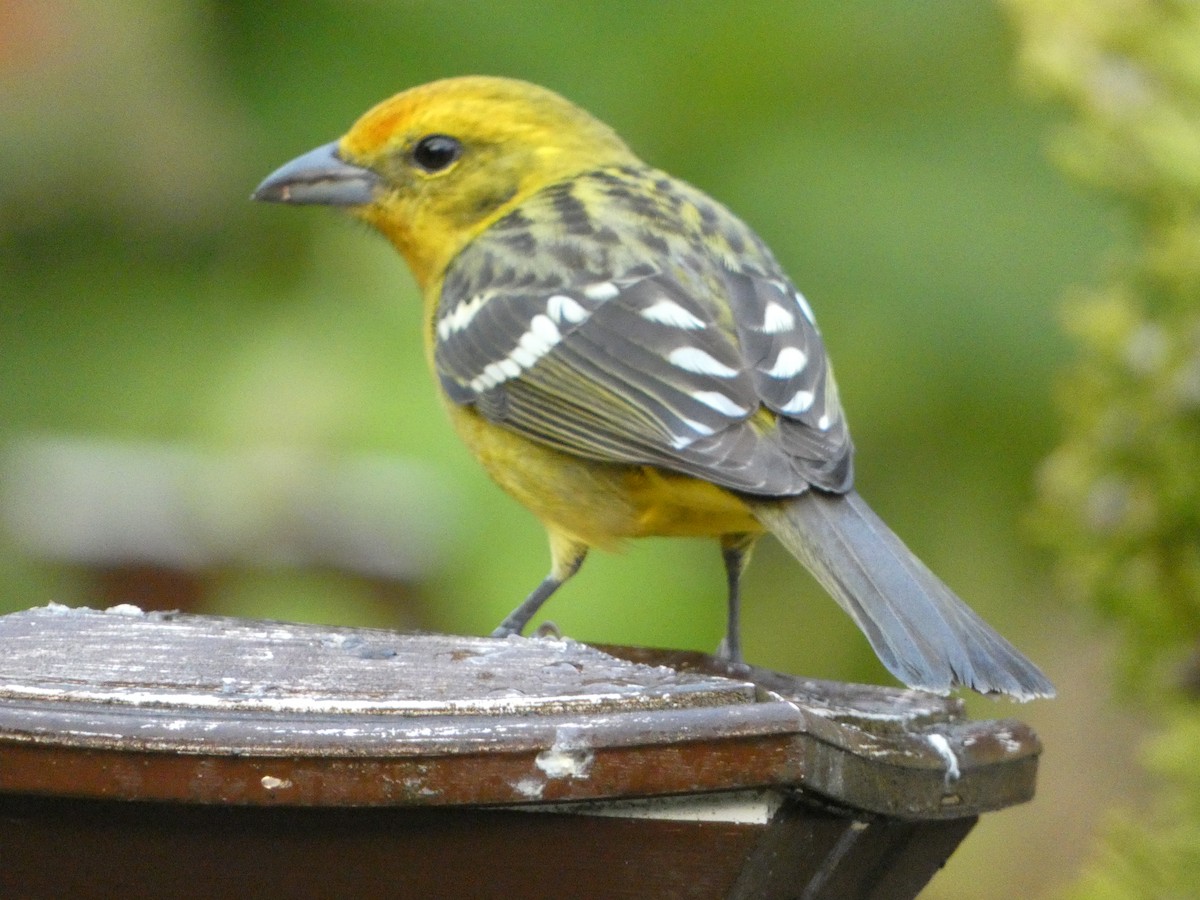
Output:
[717, 533, 757, 662]
[490, 575, 568, 637]
[491, 535, 587, 638]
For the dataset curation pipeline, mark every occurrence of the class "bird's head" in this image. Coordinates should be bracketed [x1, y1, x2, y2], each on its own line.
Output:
[253, 76, 637, 289]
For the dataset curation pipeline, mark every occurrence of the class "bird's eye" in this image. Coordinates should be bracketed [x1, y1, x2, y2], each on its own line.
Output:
[412, 135, 463, 173]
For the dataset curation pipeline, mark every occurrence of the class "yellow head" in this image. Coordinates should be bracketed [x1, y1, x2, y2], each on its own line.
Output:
[254, 76, 638, 289]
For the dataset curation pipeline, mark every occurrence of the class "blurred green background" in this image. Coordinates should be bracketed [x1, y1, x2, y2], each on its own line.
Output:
[0, 1, 1148, 896]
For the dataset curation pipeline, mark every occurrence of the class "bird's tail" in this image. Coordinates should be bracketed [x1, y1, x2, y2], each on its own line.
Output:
[750, 489, 1054, 700]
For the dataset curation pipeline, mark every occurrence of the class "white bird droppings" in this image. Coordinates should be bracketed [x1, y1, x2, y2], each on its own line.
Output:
[535, 726, 595, 780]
[926, 733, 961, 783]
[515, 777, 546, 800]
[535, 746, 595, 780]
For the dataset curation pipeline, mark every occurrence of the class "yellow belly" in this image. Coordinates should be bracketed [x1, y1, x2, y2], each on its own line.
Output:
[446, 404, 763, 549]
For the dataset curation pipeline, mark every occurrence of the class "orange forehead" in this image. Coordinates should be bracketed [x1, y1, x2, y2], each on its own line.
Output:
[337, 76, 630, 161]
[340, 87, 429, 156]
[339, 78, 520, 156]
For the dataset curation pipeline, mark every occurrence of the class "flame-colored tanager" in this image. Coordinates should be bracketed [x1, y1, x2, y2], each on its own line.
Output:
[254, 76, 1052, 699]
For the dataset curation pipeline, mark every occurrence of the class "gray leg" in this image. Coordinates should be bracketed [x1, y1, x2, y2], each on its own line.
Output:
[718, 534, 756, 662]
[491, 547, 587, 637]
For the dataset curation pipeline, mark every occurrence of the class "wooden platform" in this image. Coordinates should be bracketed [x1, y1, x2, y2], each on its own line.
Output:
[0, 604, 1042, 899]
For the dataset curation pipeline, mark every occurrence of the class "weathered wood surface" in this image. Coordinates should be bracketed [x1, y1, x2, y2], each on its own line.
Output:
[0, 793, 976, 900]
[0, 604, 1039, 818]
[0, 604, 1044, 898]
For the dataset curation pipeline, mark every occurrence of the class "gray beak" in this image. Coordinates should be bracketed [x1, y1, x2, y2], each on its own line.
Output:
[252, 141, 382, 207]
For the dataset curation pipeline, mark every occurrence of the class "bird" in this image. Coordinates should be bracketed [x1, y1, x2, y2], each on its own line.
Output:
[253, 76, 1053, 699]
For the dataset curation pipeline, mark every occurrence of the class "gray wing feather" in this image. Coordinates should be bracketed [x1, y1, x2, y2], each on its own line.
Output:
[434, 177, 854, 496]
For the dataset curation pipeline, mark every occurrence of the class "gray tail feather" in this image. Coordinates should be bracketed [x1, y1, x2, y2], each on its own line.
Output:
[751, 489, 1055, 700]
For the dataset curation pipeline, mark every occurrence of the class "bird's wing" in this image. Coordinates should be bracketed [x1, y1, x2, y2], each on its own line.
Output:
[433, 178, 853, 496]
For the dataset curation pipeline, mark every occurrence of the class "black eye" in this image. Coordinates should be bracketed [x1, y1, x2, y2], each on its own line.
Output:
[412, 134, 463, 172]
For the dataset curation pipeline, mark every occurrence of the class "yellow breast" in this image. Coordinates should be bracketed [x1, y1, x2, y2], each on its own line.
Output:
[444, 402, 762, 549]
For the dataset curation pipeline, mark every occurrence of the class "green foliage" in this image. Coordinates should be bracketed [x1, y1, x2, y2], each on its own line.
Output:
[1064, 712, 1200, 898]
[1008, 0, 1200, 894]
[1014, 0, 1200, 682]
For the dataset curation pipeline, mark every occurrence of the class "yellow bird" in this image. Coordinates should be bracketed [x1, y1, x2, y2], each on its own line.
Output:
[254, 76, 1053, 699]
